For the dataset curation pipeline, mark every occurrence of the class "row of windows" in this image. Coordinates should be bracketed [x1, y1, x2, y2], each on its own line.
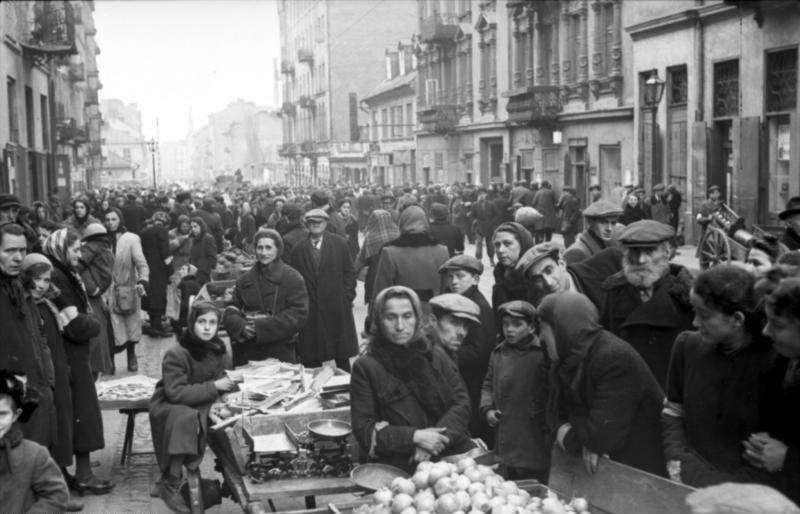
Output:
[371, 103, 415, 141]
[6, 76, 50, 151]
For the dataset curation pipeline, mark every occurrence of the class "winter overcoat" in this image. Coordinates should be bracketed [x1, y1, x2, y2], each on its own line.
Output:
[224, 260, 309, 365]
[109, 232, 150, 346]
[287, 233, 358, 367]
[531, 188, 559, 231]
[78, 235, 114, 374]
[564, 230, 607, 265]
[48, 257, 105, 454]
[188, 218, 217, 286]
[600, 264, 694, 387]
[350, 344, 474, 473]
[141, 223, 172, 311]
[0, 428, 68, 514]
[148, 334, 227, 473]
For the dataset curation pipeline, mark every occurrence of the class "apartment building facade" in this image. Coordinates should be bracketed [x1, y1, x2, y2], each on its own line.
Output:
[362, 41, 418, 186]
[98, 99, 148, 187]
[1, 0, 103, 204]
[277, 0, 417, 186]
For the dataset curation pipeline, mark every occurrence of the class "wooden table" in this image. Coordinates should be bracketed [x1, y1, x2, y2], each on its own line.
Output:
[99, 397, 151, 465]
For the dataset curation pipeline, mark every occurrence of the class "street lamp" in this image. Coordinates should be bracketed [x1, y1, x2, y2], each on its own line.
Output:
[643, 71, 666, 185]
[146, 138, 158, 188]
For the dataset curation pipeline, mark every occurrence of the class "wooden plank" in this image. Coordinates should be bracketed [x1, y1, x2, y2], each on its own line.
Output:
[247, 476, 362, 500]
[99, 398, 149, 411]
[548, 445, 695, 514]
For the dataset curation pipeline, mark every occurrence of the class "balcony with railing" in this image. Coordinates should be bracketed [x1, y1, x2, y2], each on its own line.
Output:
[68, 62, 85, 82]
[281, 61, 295, 75]
[281, 102, 296, 116]
[505, 85, 561, 125]
[22, 1, 77, 56]
[417, 89, 459, 134]
[300, 140, 317, 155]
[420, 12, 460, 43]
[298, 48, 314, 65]
[278, 143, 297, 157]
[299, 96, 316, 110]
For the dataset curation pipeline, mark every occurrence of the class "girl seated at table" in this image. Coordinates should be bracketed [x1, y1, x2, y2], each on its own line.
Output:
[149, 301, 236, 513]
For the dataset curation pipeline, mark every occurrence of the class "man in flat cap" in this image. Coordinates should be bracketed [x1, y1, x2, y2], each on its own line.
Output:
[588, 184, 602, 204]
[599, 220, 694, 387]
[778, 196, 800, 251]
[564, 199, 623, 265]
[0, 194, 22, 224]
[438, 256, 496, 446]
[287, 209, 358, 371]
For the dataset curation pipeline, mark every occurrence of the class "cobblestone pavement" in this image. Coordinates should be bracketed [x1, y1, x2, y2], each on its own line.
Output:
[78, 238, 699, 513]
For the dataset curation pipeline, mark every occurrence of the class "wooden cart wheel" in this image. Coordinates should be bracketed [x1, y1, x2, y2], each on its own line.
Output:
[699, 226, 731, 270]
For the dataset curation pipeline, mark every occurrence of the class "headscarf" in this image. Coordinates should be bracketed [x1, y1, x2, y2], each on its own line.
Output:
[180, 301, 226, 360]
[104, 207, 126, 254]
[538, 291, 604, 431]
[42, 228, 74, 270]
[356, 210, 400, 269]
[367, 286, 454, 420]
[398, 205, 429, 234]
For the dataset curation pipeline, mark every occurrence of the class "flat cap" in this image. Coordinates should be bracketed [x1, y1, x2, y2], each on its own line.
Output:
[588, 184, 601, 192]
[563, 186, 576, 194]
[515, 206, 543, 226]
[515, 240, 564, 276]
[653, 183, 666, 191]
[381, 194, 395, 202]
[497, 300, 537, 322]
[617, 220, 675, 247]
[633, 186, 646, 194]
[304, 208, 329, 221]
[0, 194, 22, 210]
[583, 199, 623, 219]
[429, 293, 480, 324]
[21, 252, 52, 271]
[708, 184, 721, 194]
[439, 254, 484, 275]
[310, 190, 329, 206]
[82, 223, 107, 240]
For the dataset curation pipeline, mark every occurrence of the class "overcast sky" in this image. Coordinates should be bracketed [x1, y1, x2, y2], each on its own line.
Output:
[94, 0, 280, 141]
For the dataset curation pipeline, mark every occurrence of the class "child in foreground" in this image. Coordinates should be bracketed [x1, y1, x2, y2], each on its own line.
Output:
[0, 370, 68, 513]
[480, 300, 550, 482]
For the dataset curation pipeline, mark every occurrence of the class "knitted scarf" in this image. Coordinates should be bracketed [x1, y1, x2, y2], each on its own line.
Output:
[368, 334, 453, 422]
[0, 272, 26, 319]
[178, 327, 226, 361]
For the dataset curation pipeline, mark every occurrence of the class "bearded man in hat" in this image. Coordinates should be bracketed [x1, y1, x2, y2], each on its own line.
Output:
[287, 209, 358, 370]
[564, 199, 623, 265]
[778, 196, 800, 251]
[599, 220, 694, 387]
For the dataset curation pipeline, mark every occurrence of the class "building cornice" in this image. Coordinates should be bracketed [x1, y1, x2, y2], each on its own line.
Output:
[626, 3, 739, 41]
[557, 106, 634, 123]
[4, 35, 22, 55]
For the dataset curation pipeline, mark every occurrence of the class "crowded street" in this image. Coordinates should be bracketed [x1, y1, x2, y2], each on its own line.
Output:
[2, 1, 800, 514]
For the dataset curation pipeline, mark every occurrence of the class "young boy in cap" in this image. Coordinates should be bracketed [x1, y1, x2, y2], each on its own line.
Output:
[480, 301, 549, 482]
[0, 370, 68, 513]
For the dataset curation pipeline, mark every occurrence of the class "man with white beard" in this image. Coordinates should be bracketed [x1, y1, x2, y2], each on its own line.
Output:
[599, 220, 694, 387]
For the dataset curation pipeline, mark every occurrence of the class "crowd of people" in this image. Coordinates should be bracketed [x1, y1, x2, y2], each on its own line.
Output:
[1, 179, 800, 513]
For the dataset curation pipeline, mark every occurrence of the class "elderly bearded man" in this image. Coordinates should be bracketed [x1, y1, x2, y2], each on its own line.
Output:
[563, 199, 622, 265]
[599, 220, 694, 387]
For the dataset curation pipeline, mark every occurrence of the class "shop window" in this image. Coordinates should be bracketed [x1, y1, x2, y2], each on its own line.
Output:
[668, 66, 688, 191]
[713, 59, 739, 118]
[520, 149, 534, 170]
[766, 47, 797, 113]
[669, 66, 688, 106]
[543, 148, 559, 174]
[567, 144, 586, 188]
[599, 145, 621, 200]
[767, 115, 791, 217]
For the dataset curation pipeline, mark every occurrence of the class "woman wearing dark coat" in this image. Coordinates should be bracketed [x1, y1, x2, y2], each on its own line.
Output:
[662, 266, 775, 488]
[619, 193, 649, 225]
[149, 301, 234, 512]
[63, 198, 100, 238]
[42, 228, 112, 495]
[141, 212, 174, 337]
[531, 182, 559, 243]
[223, 229, 309, 365]
[355, 210, 399, 306]
[540, 291, 667, 477]
[189, 216, 217, 286]
[350, 286, 475, 473]
[491, 222, 535, 333]
[77, 223, 115, 375]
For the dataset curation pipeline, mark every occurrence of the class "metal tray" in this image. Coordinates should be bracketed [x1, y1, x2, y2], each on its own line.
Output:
[307, 418, 351, 440]
[350, 463, 409, 492]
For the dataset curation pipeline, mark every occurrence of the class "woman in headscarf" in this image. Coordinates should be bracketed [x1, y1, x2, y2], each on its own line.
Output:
[42, 228, 113, 495]
[355, 209, 399, 305]
[350, 286, 474, 472]
[490, 221, 534, 331]
[77, 223, 115, 376]
[104, 208, 149, 373]
[63, 198, 100, 238]
[371, 206, 449, 311]
[539, 290, 666, 477]
[223, 229, 309, 365]
[167, 214, 193, 331]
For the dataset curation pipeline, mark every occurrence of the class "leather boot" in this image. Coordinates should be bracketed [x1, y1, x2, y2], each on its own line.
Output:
[126, 341, 138, 372]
